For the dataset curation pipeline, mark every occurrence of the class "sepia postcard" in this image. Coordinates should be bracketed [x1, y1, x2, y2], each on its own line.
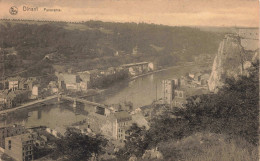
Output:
[0, 0, 259, 161]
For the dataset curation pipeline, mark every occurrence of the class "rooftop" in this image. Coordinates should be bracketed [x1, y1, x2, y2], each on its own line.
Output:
[62, 73, 81, 84]
[5, 132, 35, 142]
[121, 62, 149, 68]
[175, 86, 208, 97]
[114, 111, 131, 120]
[0, 124, 24, 130]
[7, 76, 26, 82]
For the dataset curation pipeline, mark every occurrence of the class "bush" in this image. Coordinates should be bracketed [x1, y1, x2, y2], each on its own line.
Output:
[158, 133, 258, 161]
[119, 62, 259, 160]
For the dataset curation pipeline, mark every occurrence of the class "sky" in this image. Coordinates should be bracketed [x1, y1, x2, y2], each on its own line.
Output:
[0, 0, 259, 27]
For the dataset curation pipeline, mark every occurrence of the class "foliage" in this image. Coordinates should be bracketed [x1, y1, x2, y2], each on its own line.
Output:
[90, 70, 129, 89]
[51, 128, 108, 161]
[0, 154, 15, 161]
[33, 146, 54, 160]
[158, 132, 258, 161]
[147, 62, 259, 146]
[117, 62, 259, 160]
[175, 62, 259, 145]
[0, 21, 223, 78]
[116, 123, 149, 160]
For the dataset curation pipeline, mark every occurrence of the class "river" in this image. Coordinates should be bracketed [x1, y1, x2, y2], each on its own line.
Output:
[0, 64, 201, 130]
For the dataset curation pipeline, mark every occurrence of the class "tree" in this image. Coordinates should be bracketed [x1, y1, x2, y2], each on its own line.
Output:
[116, 123, 148, 160]
[51, 128, 108, 161]
[175, 61, 259, 145]
[139, 61, 259, 159]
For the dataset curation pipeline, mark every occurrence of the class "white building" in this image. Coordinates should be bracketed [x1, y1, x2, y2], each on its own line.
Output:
[8, 80, 19, 91]
[148, 62, 154, 71]
[31, 85, 39, 99]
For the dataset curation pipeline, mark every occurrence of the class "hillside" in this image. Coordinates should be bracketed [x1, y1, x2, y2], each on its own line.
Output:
[158, 132, 258, 161]
[116, 60, 258, 161]
[0, 20, 224, 79]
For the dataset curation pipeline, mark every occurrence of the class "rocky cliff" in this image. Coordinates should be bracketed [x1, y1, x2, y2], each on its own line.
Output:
[208, 29, 259, 92]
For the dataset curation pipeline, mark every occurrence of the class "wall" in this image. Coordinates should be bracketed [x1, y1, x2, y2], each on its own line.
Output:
[4, 137, 23, 161]
[0, 125, 25, 149]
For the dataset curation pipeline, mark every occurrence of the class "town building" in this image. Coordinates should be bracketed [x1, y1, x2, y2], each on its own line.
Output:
[121, 62, 149, 76]
[48, 81, 59, 94]
[162, 76, 209, 108]
[57, 73, 88, 91]
[188, 73, 195, 79]
[63, 74, 81, 90]
[77, 70, 100, 89]
[0, 89, 31, 109]
[4, 133, 35, 161]
[46, 128, 61, 138]
[161, 79, 180, 104]
[185, 72, 210, 87]
[173, 87, 208, 108]
[148, 62, 155, 71]
[109, 101, 133, 112]
[100, 67, 116, 76]
[31, 85, 39, 99]
[113, 111, 132, 141]
[0, 124, 26, 149]
[7, 77, 36, 91]
[172, 88, 186, 108]
[0, 81, 8, 90]
[82, 110, 132, 143]
[8, 78, 19, 91]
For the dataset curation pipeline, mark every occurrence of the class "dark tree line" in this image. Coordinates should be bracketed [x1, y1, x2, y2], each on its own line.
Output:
[50, 128, 108, 161]
[0, 21, 224, 78]
[116, 61, 259, 160]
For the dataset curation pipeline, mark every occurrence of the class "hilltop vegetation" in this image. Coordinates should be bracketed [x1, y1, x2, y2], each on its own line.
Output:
[0, 20, 224, 78]
[116, 61, 259, 161]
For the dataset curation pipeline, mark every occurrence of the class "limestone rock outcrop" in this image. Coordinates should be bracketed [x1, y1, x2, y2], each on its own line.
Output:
[208, 29, 259, 92]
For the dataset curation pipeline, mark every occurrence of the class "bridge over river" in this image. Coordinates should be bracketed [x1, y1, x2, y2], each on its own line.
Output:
[61, 95, 107, 108]
[0, 94, 107, 115]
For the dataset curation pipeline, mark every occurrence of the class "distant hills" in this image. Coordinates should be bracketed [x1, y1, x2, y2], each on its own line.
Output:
[0, 20, 226, 79]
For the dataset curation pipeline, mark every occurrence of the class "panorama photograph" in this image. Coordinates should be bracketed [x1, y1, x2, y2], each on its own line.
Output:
[0, 0, 259, 161]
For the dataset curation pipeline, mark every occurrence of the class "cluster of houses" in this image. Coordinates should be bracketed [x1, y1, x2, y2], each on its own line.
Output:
[0, 125, 53, 161]
[0, 61, 155, 111]
[161, 71, 210, 108]
[0, 75, 62, 111]
[0, 61, 156, 160]
[0, 77, 41, 110]
[55, 61, 155, 92]
[121, 62, 154, 76]
[0, 106, 135, 160]
[77, 110, 133, 143]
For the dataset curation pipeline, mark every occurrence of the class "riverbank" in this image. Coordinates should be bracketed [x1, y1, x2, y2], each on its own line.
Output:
[0, 95, 58, 115]
[95, 63, 197, 98]
[129, 68, 170, 81]
[129, 62, 195, 81]
[0, 63, 196, 116]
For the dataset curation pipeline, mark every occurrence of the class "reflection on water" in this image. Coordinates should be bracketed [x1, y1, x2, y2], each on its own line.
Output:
[0, 65, 196, 129]
[0, 102, 91, 130]
[94, 65, 196, 108]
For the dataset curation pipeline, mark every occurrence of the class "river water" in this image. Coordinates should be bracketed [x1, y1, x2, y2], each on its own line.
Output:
[0, 64, 200, 130]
